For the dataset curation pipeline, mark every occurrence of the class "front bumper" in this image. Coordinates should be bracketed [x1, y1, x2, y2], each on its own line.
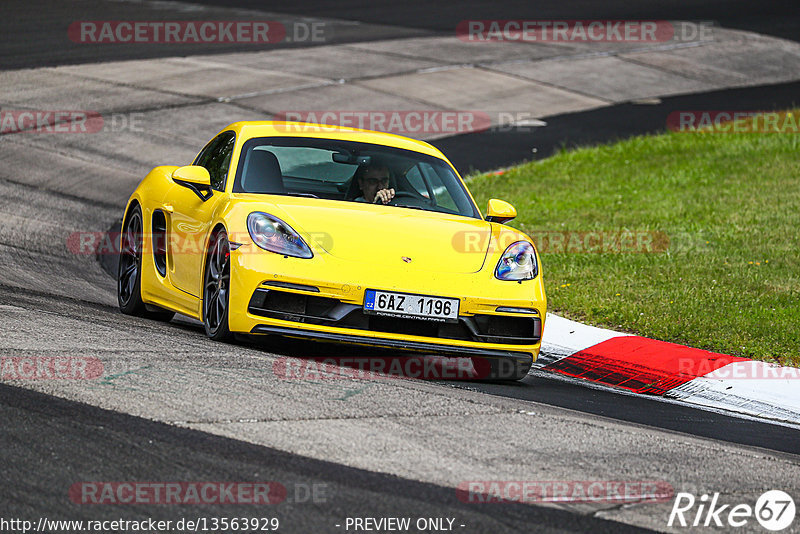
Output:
[227, 244, 546, 373]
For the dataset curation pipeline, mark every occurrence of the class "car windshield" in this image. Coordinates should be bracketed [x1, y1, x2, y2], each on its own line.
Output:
[232, 137, 481, 219]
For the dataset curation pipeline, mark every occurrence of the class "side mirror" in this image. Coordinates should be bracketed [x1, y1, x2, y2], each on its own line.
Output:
[172, 165, 213, 201]
[486, 199, 516, 224]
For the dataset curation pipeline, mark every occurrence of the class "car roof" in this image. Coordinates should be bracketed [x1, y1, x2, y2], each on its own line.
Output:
[220, 121, 449, 161]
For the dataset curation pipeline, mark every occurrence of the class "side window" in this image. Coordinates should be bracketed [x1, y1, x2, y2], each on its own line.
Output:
[194, 131, 236, 191]
[420, 162, 458, 211]
[405, 166, 430, 198]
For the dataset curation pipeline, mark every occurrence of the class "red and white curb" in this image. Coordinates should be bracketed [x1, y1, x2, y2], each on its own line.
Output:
[536, 315, 800, 426]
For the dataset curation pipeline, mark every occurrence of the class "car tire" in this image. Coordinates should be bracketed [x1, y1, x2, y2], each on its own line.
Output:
[203, 229, 233, 341]
[117, 205, 175, 322]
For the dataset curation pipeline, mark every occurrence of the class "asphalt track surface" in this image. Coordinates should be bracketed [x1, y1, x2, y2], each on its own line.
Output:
[2, 0, 798, 69]
[2, 1, 800, 532]
[1, 384, 652, 533]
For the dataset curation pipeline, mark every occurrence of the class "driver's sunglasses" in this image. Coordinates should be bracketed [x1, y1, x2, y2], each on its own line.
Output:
[364, 177, 390, 186]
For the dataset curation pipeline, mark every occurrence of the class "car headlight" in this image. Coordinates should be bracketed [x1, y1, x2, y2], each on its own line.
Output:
[495, 241, 537, 281]
[246, 212, 313, 259]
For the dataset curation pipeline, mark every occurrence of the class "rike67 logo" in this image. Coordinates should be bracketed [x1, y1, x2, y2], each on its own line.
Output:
[669, 490, 796, 531]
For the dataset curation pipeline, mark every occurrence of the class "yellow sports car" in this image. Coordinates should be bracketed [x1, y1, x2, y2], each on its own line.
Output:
[118, 122, 546, 379]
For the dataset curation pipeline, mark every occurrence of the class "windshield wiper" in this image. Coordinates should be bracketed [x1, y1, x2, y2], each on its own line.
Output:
[393, 204, 426, 211]
[284, 192, 319, 198]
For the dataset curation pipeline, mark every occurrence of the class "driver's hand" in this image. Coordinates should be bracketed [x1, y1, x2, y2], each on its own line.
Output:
[373, 188, 395, 204]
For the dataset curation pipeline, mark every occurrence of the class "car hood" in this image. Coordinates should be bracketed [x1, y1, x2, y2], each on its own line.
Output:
[238, 196, 493, 274]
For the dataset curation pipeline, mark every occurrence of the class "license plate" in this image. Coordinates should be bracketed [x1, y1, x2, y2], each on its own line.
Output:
[364, 289, 459, 322]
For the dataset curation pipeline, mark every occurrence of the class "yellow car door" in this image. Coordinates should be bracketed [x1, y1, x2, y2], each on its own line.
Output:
[167, 131, 235, 297]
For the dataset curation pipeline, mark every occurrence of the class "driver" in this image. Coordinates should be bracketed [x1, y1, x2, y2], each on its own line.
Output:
[353, 164, 395, 204]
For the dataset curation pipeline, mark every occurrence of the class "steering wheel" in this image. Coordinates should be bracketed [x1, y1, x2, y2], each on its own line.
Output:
[387, 191, 425, 206]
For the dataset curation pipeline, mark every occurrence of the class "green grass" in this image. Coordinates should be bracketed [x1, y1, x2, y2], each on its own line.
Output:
[467, 118, 800, 366]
